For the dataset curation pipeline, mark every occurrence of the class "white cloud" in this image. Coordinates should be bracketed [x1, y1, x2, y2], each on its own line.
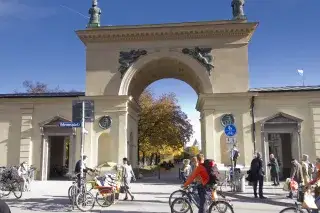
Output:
[0, 0, 55, 20]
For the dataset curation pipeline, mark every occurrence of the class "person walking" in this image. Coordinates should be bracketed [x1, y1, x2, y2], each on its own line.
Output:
[18, 161, 30, 191]
[301, 154, 313, 184]
[288, 159, 304, 199]
[182, 159, 192, 182]
[305, 158, 320, 213]
[249, 152, 266, 199]
[190, 156, 198, 173]
[268, 154, 280, 186]
[230, 144, 240, 169]
[122, 157, 136, 201]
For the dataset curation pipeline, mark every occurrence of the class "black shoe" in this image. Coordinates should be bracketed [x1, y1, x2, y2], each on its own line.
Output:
[124, 197, 128, 201]
[260, 196, 267, 199]
[254, 195, 258, 198]
[286, 195, 293, 199]
[131, 196, 135, 201]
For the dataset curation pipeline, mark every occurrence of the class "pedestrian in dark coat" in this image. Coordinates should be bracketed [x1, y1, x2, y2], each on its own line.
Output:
[249, 152, 266, 199]
[0, 200, 11, 213]
[268, 154, 280, 186]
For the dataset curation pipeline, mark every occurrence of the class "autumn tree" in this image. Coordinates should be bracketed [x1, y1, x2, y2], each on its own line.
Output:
[15, 80, 78, 93]
[138, 89, 193, 164]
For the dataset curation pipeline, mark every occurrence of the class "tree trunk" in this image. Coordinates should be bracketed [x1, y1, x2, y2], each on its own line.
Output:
[142, 152, 145, 166]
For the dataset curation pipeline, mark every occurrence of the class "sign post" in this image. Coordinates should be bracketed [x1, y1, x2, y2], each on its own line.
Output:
[71, 100, 94, 187]
[224, 124, 237, 191]
[224, 124, 237, 137]
[80, 101, 85, 183]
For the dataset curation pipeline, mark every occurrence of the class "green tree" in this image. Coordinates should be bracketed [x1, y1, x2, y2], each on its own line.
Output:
[138, 89, 194, 164]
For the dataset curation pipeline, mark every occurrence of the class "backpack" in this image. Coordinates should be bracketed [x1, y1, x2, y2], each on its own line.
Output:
[202, 159, 219, 186]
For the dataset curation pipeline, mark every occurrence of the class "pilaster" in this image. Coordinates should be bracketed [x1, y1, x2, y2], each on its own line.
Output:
[19, 108, 33, 164]
[309, 103, 320, 157]
[84, 122, 94, 167]
[118, 111, 128, 164]
[201, 109, 216, 160]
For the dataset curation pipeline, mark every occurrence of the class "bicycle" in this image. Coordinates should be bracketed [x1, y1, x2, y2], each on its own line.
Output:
[279, 202, 311, 213]
[217, 168, 237, 192]
[279, 184, 312, 213]
[170, 185, 234, 213]
[90, 174, 119, 208]
[169, 183, 229, 207]
[0, 167, 23, 199]
[0, 179, 23, 199]
[74, 171, 97, 212]
[67, 170, 97, 212]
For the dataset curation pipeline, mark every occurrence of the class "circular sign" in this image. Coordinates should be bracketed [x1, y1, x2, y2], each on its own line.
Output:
[220, 114, 235, 127]
[98, 116, 112, 129]
[224, 124, 237, 137]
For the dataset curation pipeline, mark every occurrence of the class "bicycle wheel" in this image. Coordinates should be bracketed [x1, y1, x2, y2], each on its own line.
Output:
[12, 181, 23, 199]
[75, 192, 95, 212]
[170, 197, 193, 213]
[96, 191, 115, 207]
[1, 186, 11, 197]
[279, 207, 311, 213]
[169, 190, 188, 206]
[208, 200, 234, 213]
[68, 185, 77, 202]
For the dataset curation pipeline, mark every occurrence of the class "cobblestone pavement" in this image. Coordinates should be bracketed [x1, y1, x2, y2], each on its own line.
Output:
[2, 178, 301, 213]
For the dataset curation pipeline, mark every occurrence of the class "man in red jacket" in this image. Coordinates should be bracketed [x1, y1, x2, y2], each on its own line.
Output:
[184, 159, 215, 213]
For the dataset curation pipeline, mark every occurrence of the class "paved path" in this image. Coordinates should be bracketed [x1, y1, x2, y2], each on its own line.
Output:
[2, 178, 300, 213]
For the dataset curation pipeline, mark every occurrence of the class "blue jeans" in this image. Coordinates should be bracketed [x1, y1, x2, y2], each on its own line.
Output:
[197, 185, 212, 213]
[312, 196, 320, 213]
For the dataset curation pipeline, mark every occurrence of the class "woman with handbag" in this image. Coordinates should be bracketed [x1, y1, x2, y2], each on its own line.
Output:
[121, 158, 136, 201]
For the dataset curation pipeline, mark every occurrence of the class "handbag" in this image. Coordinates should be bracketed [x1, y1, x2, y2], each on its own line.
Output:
[302, 192, 317, 209]
[290, 180, 298, 191]
[283, 178, 291, 191]
[119, 185, 126, 193]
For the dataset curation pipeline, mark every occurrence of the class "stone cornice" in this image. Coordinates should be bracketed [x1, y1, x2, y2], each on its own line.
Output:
[76, 20, 258, 44]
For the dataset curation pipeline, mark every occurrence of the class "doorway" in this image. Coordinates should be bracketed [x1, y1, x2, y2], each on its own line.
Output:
[268, 133, 292, 180]
[48, 136, 69, 180]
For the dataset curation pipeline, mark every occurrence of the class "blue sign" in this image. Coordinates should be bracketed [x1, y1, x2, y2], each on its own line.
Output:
[224, 124, 237, 137]
[59, 122, 81, 128]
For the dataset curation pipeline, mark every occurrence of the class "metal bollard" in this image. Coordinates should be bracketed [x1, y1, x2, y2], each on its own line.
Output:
[240, 175, 246, 192]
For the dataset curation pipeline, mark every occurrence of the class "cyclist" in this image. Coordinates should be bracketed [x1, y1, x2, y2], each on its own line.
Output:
[74, 155, 95, 187]
[183, 158, 218, 213]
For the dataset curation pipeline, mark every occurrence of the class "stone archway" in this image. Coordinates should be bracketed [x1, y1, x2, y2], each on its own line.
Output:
[119, 50, 214, 99]
[119, 51, 215, 167]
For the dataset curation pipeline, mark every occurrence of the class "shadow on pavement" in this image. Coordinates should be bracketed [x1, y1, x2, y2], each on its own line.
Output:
[101, 211, 167, 213]
[134, 191, 171, 195]
[224, 192, 293, 207]
[4, 197, 101, 212]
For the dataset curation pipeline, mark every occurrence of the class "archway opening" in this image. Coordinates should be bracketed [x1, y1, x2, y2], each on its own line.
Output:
[125, 57, 204, 177]
[127, 57, 205, 101]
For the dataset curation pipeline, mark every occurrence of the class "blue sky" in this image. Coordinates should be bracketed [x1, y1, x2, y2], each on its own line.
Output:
[0, 0, 319, 142]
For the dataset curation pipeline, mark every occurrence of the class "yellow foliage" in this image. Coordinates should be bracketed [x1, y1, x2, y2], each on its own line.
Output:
[138, 89, 193, 157]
